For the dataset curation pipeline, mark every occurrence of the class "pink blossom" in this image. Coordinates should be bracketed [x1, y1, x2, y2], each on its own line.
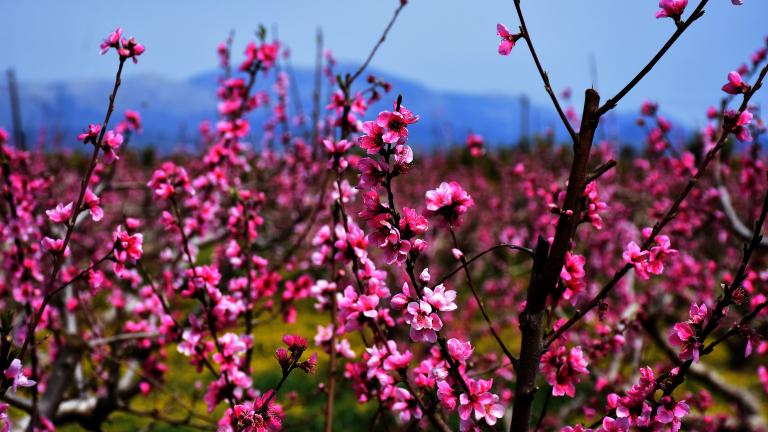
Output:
[541, 345, 589, 397]
[113, 225, 143, 276]
[357, 157, 388, 190]
[231, 393, 282, 432]
[4, 359, 36, 392]
[358, 190, 390, 226]
[466, 133, 485, 157]
[77, 123, 101, 144]
[102, 130, 124, 164]
[759, 365, 768, 395]
[655, 397, 689, 432]
[42, 236, 65, 253]
[393, 144, 413, 172]
[118, 36, 145, 63]
[424, 181, 475, 226]
[423, 284, 457, 311]
[375, 105, 419, 144]
[641, 100, 658, 116]
[100, 28, 122, 55]
[724, 108, 754, 142]
[688, 302, 709, 324]
[669, 322, 700, 362]
[646, 234, 677, 275]
[496, 24, 520, 56]
[391, 387, 422, 422]
[382, 344, 413, 371]
[622, 241, 650, 279]
[405, 300, 443, 343]
[584, 182, 607, 230]
[46, 202, 73, 224]
[84, 188, 104, 221]
[369, 223, 411, 265]
[323, 139, 354, 170]
[399, 206, 428, 239]
[722, 71, 750, 95]
[560, 252, 586, 301]
[458, 378, 504, 426]
[147, 161, 192, 200]
[655, 0, 687, 20]
[447, 338, 474, 362]
[358, 120, 386, 154]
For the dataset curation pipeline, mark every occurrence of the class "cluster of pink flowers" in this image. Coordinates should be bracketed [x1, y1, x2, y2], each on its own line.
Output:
[100, 27, 145, 63]
[622, 228, 677, 280]
[540, 345, 589, 397]
[2, 7, 768, 431]
[669, 302, 709, 362]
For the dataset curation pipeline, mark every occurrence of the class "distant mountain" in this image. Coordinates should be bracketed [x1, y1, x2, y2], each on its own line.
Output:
[0, 63, 687, 152]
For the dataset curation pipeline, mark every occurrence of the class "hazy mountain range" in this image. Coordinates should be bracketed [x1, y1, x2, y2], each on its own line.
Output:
[0, 63, 687, 152]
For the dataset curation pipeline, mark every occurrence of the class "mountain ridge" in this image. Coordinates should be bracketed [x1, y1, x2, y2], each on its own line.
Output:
[0, 63, 686, 151]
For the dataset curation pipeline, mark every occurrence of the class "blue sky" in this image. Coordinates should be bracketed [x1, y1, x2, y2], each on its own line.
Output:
[1, 1, 767, 124]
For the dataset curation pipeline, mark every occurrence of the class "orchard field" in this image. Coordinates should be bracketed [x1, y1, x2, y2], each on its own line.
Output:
[1, 1, 768, 431]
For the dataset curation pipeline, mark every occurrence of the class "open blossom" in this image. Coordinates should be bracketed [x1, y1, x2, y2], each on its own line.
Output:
[724, 108, 754, 142]
[46, 202, 73, 224]
[541, 345, 589, 397]
[644, 231, 677, 275]
[231, 393, 283, 432]
[102, 130, 124, 164]
[323, 138, 353, 170]
[358, 190, 390, 226]
[496, 23, 521, 56]
[655, 0, 687, 20]
[393, 144, 413, 172]
[99, 28, 122, 54]
[447, 337, 474, 362]
[614, 366, 656, 418]
[369, 223, 411, 265]
[721, 71, 750, 95]
[669, 322, 699, 361]
[77, 123, 101, 144]
[655, 397, 690, 432]
[424, 181, 474, 226]
[84, 188, 104, 221]
[42, 236, 65, 253]
[623, 232, 676, 280]
[458, 378, 504, 426]
[358, 120, 386, 154]
[357, 157, 388, 190]
[375, 104, 419, 144]
[147, 161, 192, 199]
[669, 302, 708, 362]
[113, 225, 143, 276]
[392, 387, 422, 422]
[4, 359, 36, 392]
[405, 300, 443, 343]
[399, 207, 428, 248]
[423, 284, 457, 311]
